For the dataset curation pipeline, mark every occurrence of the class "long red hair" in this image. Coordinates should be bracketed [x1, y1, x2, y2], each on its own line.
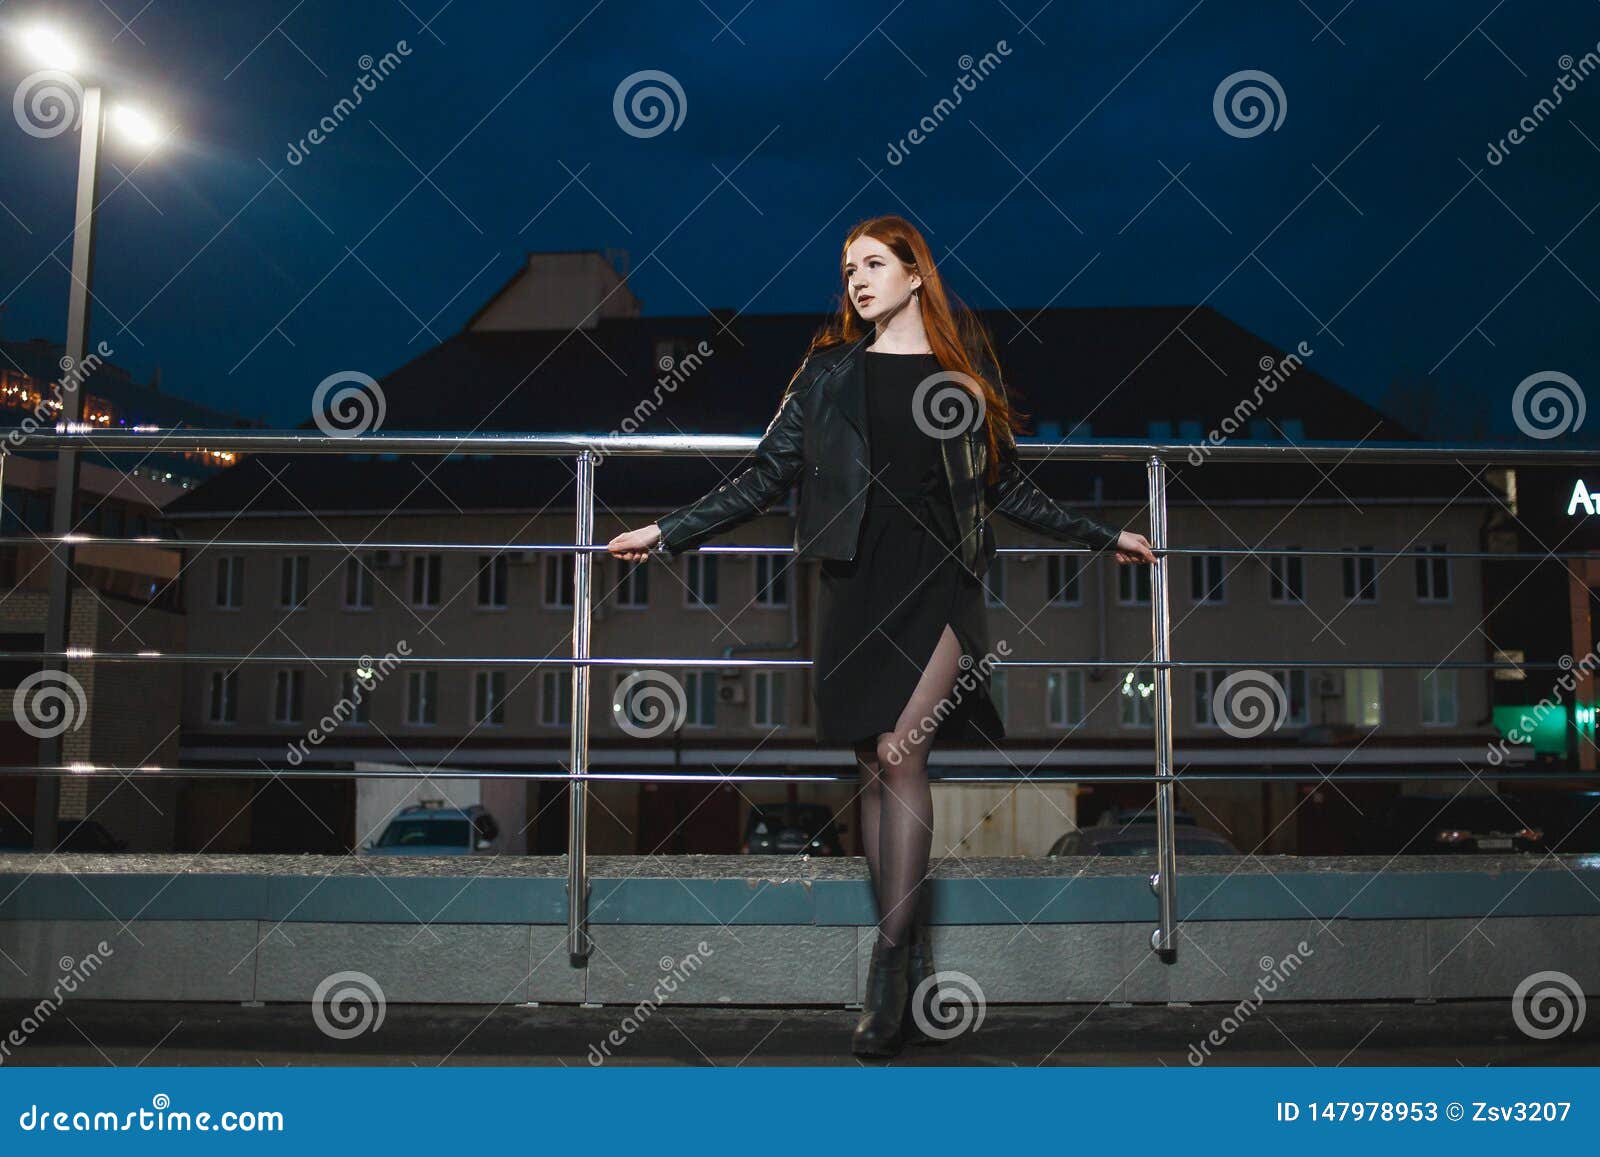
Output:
[801, 214, 1027, 484]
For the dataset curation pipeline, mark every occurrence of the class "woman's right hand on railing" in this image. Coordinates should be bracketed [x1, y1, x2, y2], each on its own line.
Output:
[607, 523, 663, 562]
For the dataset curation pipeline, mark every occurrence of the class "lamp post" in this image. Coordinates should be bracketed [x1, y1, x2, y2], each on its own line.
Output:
[10, 25, 163, 850]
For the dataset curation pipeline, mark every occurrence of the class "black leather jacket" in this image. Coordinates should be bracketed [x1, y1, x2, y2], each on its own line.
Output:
[655, 333, 1122, 579]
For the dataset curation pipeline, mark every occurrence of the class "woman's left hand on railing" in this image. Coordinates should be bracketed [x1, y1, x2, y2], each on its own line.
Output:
[608, 523, 663, 562]
[1113, 531, 1157, 565]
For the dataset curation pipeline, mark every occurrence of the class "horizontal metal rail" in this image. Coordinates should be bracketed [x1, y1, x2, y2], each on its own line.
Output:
[7, 426, 1600, 464]
[0, 765, 1588, 784]
[0, 535, 1592, 563]
[0, 650, 1567, 670]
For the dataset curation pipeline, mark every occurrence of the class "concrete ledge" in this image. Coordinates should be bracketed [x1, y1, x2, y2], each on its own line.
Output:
[3, 853, 1597, 924]
[2, 916, 1596, 1005]
[0, 856, 1596, 1005]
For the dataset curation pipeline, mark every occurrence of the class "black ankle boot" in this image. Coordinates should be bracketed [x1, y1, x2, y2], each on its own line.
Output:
[851, 937, 910, 1059]
[903, 889, 945, 1046]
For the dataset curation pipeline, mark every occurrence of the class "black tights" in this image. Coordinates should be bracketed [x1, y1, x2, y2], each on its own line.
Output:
[853, 623, 965, 949]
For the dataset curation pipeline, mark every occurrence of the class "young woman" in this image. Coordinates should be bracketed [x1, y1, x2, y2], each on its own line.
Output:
[608, 214, 1156, 1058]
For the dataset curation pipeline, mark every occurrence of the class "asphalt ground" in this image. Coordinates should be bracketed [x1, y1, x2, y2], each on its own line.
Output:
[0, 998, 1595, 1066]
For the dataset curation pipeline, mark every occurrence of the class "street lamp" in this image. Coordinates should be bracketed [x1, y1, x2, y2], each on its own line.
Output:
[9, 22, 167, 851]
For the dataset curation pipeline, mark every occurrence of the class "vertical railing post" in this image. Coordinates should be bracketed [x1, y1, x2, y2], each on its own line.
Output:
[35, 86, 105, 852]
[566, 448, 597, 965]
[1146, 454, 1177, 956]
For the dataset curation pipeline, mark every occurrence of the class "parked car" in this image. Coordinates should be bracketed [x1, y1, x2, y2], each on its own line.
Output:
[57, 820, 127, 852]
[1367, 793, 1545, 855]
[1048, 807, 1238, 856]
[362, 801, 500, 856]
[0, 818, 30, 851]
[1513, 790, 1600, 853]
[741, 803, 843, 856]
[0, 818, 126, 852]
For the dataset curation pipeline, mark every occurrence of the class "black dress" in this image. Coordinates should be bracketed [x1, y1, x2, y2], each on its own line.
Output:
[812, 350, 1005, 749]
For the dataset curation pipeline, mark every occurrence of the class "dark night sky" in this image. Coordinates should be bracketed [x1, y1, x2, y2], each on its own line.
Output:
[0, 0, 1596, 438]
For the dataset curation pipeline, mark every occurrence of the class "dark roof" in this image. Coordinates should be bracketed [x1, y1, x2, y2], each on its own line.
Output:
[168, 305, 1452, 520]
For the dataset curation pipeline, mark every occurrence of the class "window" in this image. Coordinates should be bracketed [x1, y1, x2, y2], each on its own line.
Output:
[611, 668, 702, 731]
[1420, 669, 1458, 726]
[1190, 554, 1226, 604]
[683, 670, 717, 726]
[1117, 564, 1150, 606]
[208, 670, 237, 724]
[1342, 546, 1377, 602]
[540, 669, 572, 727]
[1268, 549, 1303, 603]
[477, 554, 508, 609]
[983, 556, 1006, 608]
[272, 669, 304, 724]
[1046, 555, 1081, 605]
[1197, 669, 1307, 728]
[544, 553, 574, 608]
[407, 669, 439, 725]
[215, 556, 243, 609]
[410, 554, 442, 608]
[338, 670, 373, 724]
[755, 555, 789, 608]
[474, 670, 507, 726]
[615, 559, 648, 608]
[278, 555, 308, 610]
[753, 670, 788, 727]
[1192, 668, 1230, 727]
[1046, 667, 1085, 728]
[990, 668, 1008, 727]
[685, 555, 718, 608]
[1414, 543, 1450, 602]
[1343, 668, 1381, 727]
[1118, 666, 1156, 727]
[343, 556, 374, 610]
[1269, 668, 1310, 727]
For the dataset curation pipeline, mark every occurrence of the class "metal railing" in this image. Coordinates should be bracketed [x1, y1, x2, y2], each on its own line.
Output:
[4, 428, 1599, 965]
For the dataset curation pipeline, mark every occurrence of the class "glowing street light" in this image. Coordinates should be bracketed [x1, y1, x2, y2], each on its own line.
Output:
[17, 23, 80, 72]
[111, 103, 162, 148]
[8, 21, 171, 851]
